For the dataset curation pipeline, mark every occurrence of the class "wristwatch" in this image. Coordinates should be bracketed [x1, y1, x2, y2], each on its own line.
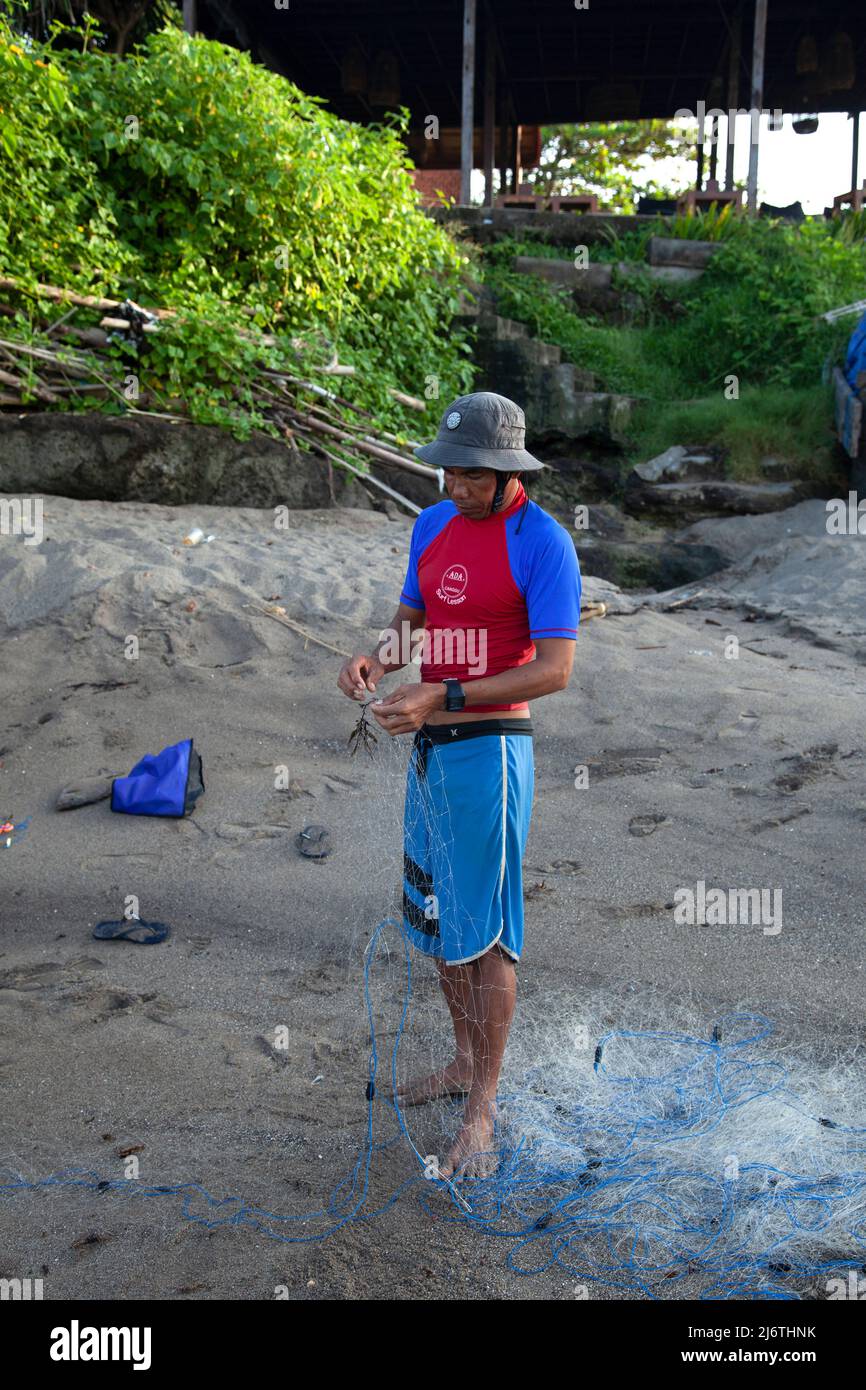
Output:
[442, 678, 466, 712]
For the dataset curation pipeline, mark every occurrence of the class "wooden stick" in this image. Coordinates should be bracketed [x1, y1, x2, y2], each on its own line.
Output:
[285, 406, 438, 479]
[0, 338, 93, 378]
[0, 275, 175, 320]
[387, 388, 427, 412]
[99, 316, 159, 333]
[0, 367, 60, 403]
[242, 603, 352, 658]
[302, 397, 420, 463]
[296, 435, 421, 515]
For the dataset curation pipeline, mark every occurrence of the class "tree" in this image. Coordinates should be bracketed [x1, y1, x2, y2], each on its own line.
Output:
[527, 120, 693, 212]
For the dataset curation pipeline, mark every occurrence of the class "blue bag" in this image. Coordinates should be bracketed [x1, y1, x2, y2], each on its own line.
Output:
[111, 738, 205, 818]
[844, 310, 866, 391]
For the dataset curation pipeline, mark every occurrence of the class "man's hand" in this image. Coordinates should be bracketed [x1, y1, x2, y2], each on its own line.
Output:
[337, 652, 387, 701]
[370, 682, 445, 735]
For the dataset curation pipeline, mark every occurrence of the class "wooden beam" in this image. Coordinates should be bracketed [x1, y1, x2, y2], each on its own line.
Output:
[460, 0, 477, 206]
[483, 21, 496, 207]
[725, 6, 742, 191]
[512, 123, 522, 193]
[746, 0, 768, 215]
[182, 0, 197, 36]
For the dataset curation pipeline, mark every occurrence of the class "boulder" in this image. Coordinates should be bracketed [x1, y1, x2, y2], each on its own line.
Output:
[625, 477, 808, 523]
[0, 412, 435, 513]
[574, 500, 727, 589]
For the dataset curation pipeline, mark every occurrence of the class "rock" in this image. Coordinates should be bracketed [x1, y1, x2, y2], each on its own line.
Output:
[0, 413, 380, 511]
[633, 444, 720, 484]
[473, 309, 633, 447]
[579, 575, 638, 615]
[646, 236, 718, 269]
[512, 256, 613, 291]
[536, 458, 620, 503]
[618, 262, 705, 286]
[579, 535, 727, 590]
[672, 500, 831, 565]
[625, 478, 808, 523]
[582, 502, 628, 538]
[574, 502, 727, 589]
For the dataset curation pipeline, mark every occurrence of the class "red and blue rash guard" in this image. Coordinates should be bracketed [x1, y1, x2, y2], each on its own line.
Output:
[399, 480, 582, 712]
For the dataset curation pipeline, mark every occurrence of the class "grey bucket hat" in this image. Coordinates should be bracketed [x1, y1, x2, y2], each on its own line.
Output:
[413, 392, 545, 472]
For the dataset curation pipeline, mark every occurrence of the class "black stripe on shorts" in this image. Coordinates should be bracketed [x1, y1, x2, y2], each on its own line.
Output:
[402, 888, 440, 939]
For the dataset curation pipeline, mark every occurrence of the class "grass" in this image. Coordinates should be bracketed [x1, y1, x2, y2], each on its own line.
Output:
[628, 383, 841, 481]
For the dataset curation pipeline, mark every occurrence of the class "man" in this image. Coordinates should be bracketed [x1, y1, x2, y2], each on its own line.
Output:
[337, 392, 581, 1181]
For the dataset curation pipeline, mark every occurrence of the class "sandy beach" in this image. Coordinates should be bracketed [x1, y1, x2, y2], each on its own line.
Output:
[1, 491, 865, 1301]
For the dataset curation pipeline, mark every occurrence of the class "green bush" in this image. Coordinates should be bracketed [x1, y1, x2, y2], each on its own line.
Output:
[0, 18, 473, 433]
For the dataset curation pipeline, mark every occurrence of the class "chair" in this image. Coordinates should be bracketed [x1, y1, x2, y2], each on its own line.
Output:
[677, 178, 743, 215]
[832, 183, 866, 215]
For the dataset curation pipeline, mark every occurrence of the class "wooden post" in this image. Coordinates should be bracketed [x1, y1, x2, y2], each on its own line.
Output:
[182, 0, 197, 36]
[512, 123, 522, 193]
[498, 132, 509, 202]
[725, 7, 742, 191]
[709, 116, 719, 183]
[460, 0, 477, 206]
[746, 0, 768, 215]
[852, 111, 862, 193]
[483, 22, 496, 207]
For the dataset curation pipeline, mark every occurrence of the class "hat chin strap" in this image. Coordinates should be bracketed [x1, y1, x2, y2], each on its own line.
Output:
[490, 471, 517, 515]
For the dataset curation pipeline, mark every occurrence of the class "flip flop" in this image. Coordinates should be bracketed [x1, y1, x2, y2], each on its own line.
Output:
[296, 824, 332, 859]
[92, 919, 170, 945]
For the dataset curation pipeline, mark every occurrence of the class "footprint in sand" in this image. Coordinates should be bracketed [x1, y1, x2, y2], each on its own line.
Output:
[628, 813, 668, 837]
[773, 742, 839, 794]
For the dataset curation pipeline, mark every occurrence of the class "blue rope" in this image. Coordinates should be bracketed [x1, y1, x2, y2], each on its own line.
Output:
[3, 918, 865, 1298]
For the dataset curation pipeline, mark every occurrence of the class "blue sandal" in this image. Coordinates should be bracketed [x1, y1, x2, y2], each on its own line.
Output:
[92, 919, 170, 945]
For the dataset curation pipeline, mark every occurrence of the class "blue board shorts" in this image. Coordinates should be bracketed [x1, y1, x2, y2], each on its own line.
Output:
[402, 720, 534, 965]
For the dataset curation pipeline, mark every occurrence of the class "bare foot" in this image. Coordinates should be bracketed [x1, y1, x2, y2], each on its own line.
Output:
[438, 1102, 498, 1181]
[395, 1058, 473, 1107]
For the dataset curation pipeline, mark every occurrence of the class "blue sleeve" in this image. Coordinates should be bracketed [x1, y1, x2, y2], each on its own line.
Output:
[525, 523, 582, 641]
[400, 517, 425, 610]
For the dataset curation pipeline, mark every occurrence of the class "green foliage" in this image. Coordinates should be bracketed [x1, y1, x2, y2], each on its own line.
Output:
[0, 17, 473, 435]
[483, 221, 863, 396]
[528, 120, 692, 212]
[649, 204, 744, 241]
[628, 384, 840, 481]
[482, 218, 864, 477]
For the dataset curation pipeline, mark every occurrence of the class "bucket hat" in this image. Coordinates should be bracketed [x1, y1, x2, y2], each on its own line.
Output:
[413, 392, 545, 472]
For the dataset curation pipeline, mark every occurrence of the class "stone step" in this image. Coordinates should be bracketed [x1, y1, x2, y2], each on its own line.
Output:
[484, 312, 530, 342]
[647, 235, 718, 270]
[512, 256, 613, 291]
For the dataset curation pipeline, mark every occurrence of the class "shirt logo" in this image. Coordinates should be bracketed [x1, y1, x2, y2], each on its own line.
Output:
[437, 563, 469, 605]
[445, 411, 462, 430]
